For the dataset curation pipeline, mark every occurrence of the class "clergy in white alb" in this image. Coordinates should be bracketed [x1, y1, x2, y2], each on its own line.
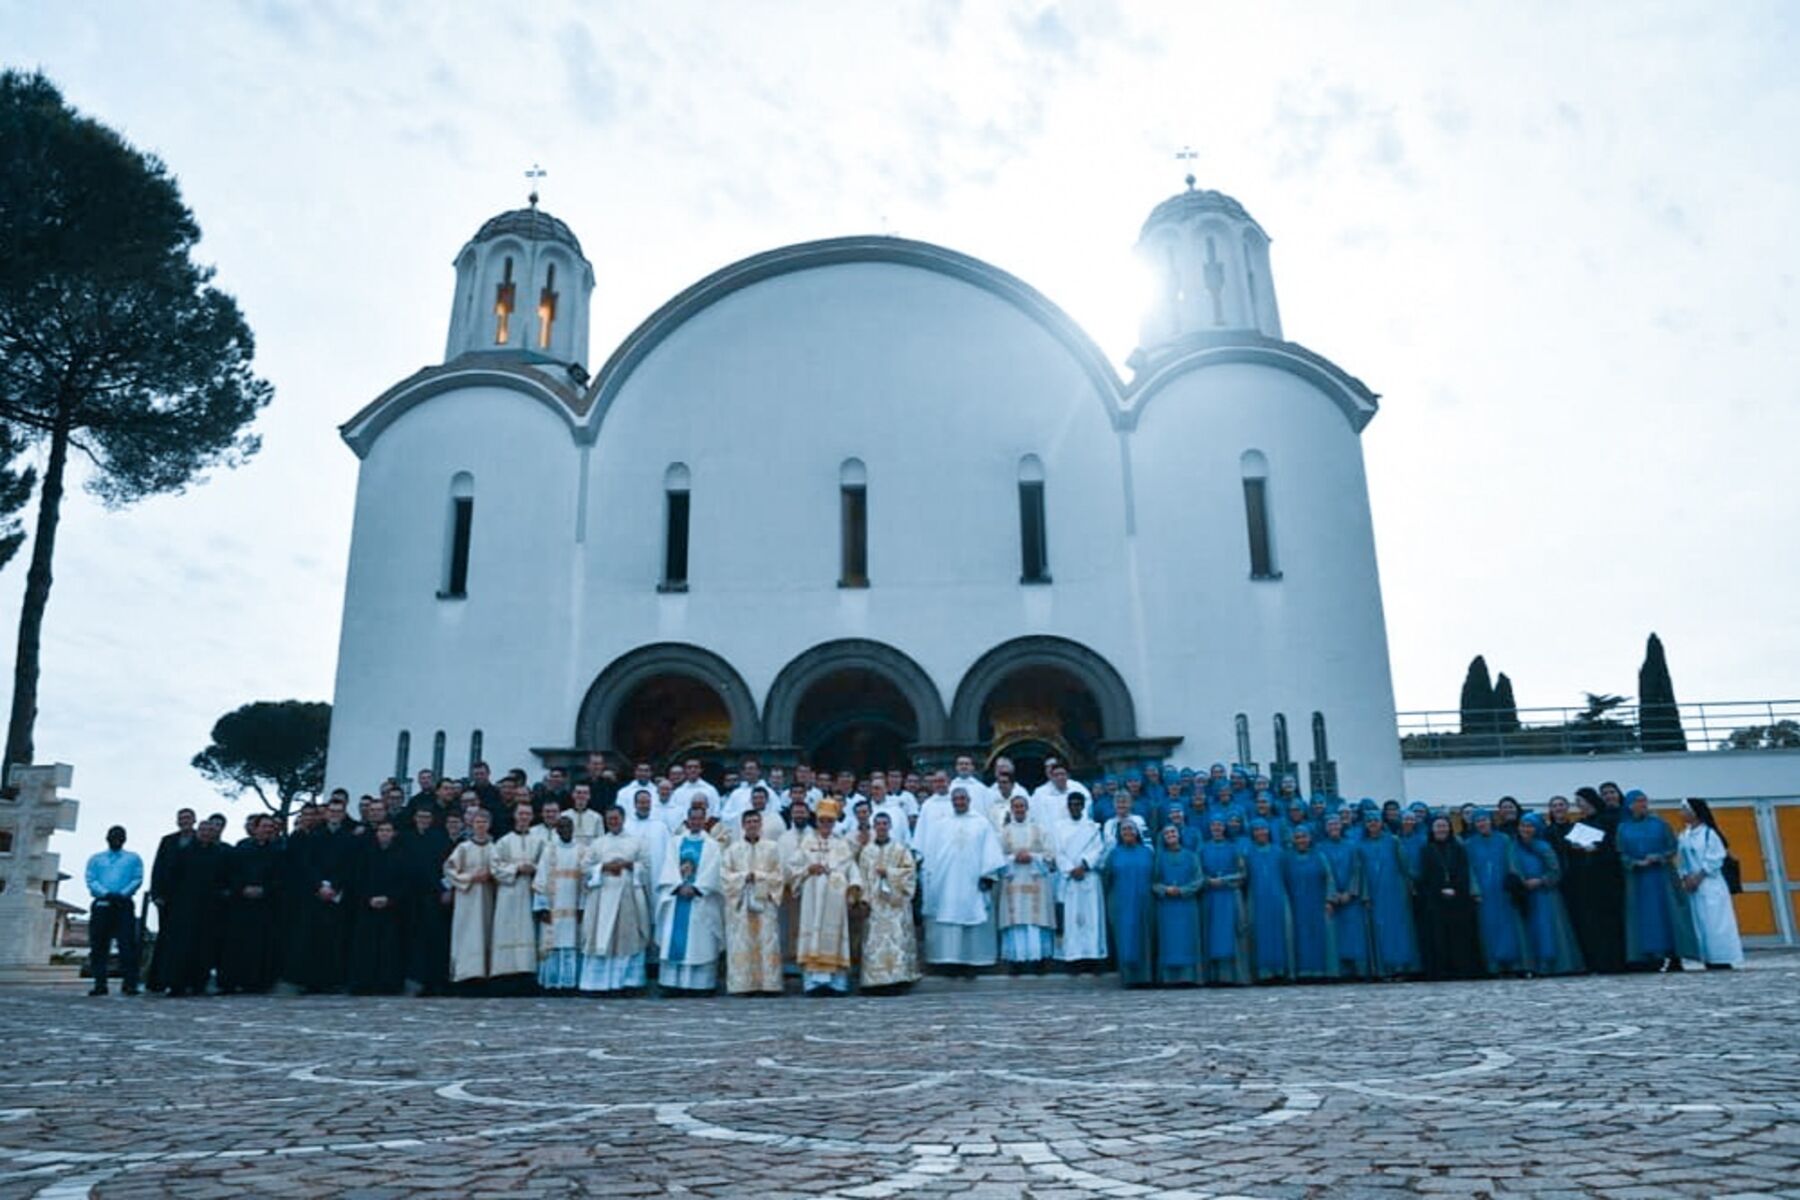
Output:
[787, 800, 863, 995]
[987, 775, 1031, 831]
[919, 786, 1007, 969]
[857, 813, 920, 989]
[670, 758, 722, 822]
[1030, 762, 1092, 830]
[578, 807, 653, 993]
[996, 794, 1057, 966]
[720, 757, 774, 826]
[911, 772, 956, 853]
[533, 815, 585, 992]
[865, 778, 911, 848]
[489, 804, 541, 988]
[1053, 790, 1108, 965]
[656, 805, 724, 993]
[566, 784, 604, 848]
[719, 809, 786, 995]
[723, 785, 788, 843]
[443, 809, 497, 983]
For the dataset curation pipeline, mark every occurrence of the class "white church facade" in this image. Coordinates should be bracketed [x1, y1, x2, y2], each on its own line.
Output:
[326, 183, 1404, 795]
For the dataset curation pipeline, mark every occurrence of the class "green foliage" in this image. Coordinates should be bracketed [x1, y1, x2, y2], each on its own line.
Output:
[1458, 655, 1496, 737]
[0, 424, 34, 572]
[1637, 632, 1687, 752]
[1492, 672, 1520, 734]
[1720, 721, 1800, 751]
[0, 70, 272, 770]
[192, 700, 331, 824]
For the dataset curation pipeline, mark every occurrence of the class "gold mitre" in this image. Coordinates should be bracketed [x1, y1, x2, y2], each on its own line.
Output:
[815, 799, 844, 820]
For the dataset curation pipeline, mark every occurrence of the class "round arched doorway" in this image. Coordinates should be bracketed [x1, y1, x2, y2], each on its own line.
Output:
[611, 674, 734, 770]
[950, 637, 1137, 789]
[791, 668, 919, 776]
[574, 643, 762, 782]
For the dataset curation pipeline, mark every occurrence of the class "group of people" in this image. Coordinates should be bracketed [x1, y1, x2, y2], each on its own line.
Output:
[81, 752, 1747, 999]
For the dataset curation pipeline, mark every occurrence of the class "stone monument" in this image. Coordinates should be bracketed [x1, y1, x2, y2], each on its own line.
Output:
[0, 763, 80, 980]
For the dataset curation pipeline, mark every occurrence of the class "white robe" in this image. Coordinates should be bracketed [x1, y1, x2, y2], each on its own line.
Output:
[672, 779, 722, 821]
[1677, 824, 1745, 967]
[912, 792, 956, 852]
[623, 812, 671, 894]
[919, 809, 1006, 965]
[1053, 815, 1108, 961]
[870, 799, 912, 846]
[1030, 781, 1093, 829]
[489, 831, 540, 977]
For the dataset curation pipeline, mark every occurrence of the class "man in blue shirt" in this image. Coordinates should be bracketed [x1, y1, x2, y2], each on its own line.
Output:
[85, 826, 144, 996]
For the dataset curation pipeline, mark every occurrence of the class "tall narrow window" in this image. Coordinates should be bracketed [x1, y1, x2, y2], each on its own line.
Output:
[431, 730, 447, 779]
[1203, 235, 1226, 325]
[537, 263, 559, 349]
[661, 463, 691, 591]
[468, 730, 483, 773]
[394, 731, 411, 784]
[441, 472, 474, 598]
[1243, 232, 1260, 323]
[839, 458, 868, 587]
[1018, 454, 1050, 584]
[493, 256, 516, 344]
[1234, 713, 1252, 767]
[1240, 450, 1278, 580]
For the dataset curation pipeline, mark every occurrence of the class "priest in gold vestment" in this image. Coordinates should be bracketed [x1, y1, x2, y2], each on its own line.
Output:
[787, 799, 862, 995]
[443, 808, 497, 986]
[857, 812, 920, 990]
[720, 809, 786, 994]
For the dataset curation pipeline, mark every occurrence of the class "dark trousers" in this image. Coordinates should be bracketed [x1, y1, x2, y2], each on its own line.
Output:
[89, 899, 140, 992]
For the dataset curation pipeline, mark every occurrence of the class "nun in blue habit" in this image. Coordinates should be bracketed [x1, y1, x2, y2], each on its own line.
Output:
[1199, 819, 1251, 984]
[1101, 819, 1156, 988]
[1282, 796, 1310, 849]
[1464, 809, 1528, 975]
[1151, 824, 1204, 985]
[1616, 789, 1699, 970]
[1317, 814, 1368, 979]
[1243, 820, 1293, 982]
[1282, 824, 1338, 979]
[1513, 814, 1585, 975]
[1356, 811, 1421, 978]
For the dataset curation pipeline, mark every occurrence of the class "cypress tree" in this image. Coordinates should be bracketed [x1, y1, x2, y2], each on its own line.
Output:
[1459, 656, 1497, 738]
[1493, 672, 1521, 734]
[1638, 633, 1687, 752]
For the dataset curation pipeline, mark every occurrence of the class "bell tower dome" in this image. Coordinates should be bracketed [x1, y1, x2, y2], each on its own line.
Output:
[444, 194, 595, 374]
[1133, 178, 1281, 363]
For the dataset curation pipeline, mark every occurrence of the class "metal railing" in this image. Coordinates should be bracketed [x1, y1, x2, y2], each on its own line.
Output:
[1396, 699, 1800, 760]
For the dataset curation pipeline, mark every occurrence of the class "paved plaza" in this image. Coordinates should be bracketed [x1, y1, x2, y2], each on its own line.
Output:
[1, 962, 1797, 1200]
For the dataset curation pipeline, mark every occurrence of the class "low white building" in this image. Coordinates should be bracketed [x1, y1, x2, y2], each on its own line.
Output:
[326, 182, 1402, 794]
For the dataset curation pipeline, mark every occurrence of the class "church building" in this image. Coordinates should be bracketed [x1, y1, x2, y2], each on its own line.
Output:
[327, 180, 1404, 794]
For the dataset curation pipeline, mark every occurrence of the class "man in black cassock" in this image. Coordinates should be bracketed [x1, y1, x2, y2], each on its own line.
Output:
[348, 819, 411, 994]
[145, 807, 198, 992]
[160, 820, 230, 997]
[222, 813, 284, 993]
[289, 794, 358, 992]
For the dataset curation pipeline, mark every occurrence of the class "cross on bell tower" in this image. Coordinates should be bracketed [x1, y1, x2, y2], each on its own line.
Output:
[1175, 145, 1198, 190]
[525, 163, 547, 208]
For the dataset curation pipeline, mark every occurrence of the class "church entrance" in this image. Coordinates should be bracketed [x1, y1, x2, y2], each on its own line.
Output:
[791, 668, 919, 777]
[976, 664, 1105, 790]
[610, 674, 734, 780]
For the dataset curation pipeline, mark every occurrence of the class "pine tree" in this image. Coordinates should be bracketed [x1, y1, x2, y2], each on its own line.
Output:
[1493, 672, 1521, 734]
[1459, 656, 1497, 738]
[1638, 633, 1687, 752]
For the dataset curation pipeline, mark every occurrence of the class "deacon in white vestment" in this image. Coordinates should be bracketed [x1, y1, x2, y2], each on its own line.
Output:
[532, 816, 585, 991]
[566, 785, 605, 848]
[1053, 791, 1108, 965]
[996, 795, 1057, 966]
[578, 808, 652, 993]
[1677, 799, 1745, 968]
[443, 811, 497, 984]
[719, 810, 786, 994]
[656, 809, 724, 993]
[918, 786, 1007, 970]
[489, 806, 541, 988]
[857, 813, 921, 989]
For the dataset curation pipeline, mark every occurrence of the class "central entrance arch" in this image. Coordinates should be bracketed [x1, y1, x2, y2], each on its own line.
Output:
[950, 636, 1137, 788]
[763, 639, 947, 775]
[575, 643, 762, 775]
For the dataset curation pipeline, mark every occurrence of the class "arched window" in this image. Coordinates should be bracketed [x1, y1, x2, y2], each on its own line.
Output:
[1240, 450, 1278, 580]
[431, 730, 447, 779]
[660, 463, 691, 591]
[394, 731, 411, 784]
[441, 472, 475, 598]
[1018, 454, 1050, 584]
[839, 458, 868, 588]
[468, 730, 483, 773]
[493, 256, 516, 344]
[537, 262, 559, 349]
[1234, 712, 1252, 767]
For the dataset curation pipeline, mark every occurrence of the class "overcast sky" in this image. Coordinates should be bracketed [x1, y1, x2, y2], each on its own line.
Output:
[5, 1, 1798, 899]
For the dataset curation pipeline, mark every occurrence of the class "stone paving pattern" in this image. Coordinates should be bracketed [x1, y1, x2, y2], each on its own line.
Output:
[1, 963, 1798, 1199]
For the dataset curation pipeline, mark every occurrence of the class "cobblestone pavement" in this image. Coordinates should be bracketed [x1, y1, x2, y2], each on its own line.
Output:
[2, 962, 1798, 1200]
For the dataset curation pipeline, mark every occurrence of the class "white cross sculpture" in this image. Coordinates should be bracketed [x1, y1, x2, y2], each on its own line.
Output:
[0, 763, 80, 975]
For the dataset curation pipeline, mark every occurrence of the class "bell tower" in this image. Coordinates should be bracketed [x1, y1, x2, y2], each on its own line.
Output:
[1134, 177, 1282, 361]
[444, 186, 594, 374]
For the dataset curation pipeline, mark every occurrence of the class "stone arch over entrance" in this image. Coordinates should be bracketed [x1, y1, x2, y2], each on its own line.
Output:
[764, 640, 947, 746]
[949, 637, 1137, 784]
[575, 643, 762, 763]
